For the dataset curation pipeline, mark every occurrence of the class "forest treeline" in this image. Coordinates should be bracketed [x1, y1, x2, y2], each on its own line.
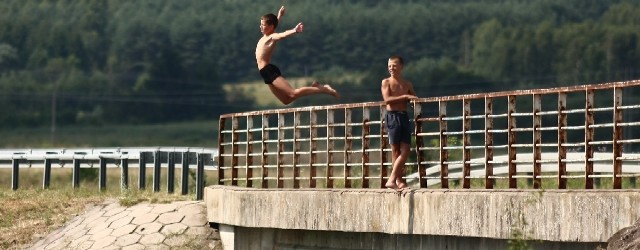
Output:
[1, 0, 640, 128]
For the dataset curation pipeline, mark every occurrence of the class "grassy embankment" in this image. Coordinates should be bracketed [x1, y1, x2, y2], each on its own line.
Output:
[0, 120, 221, 249]
[0, 174, 196, 249]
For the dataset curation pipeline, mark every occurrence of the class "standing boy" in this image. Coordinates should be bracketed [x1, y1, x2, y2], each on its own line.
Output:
[256, 6, 339, 105]
[381, 55, 418, 190]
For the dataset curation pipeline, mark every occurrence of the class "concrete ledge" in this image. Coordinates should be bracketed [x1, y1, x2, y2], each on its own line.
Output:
[205, 186, 640, 242]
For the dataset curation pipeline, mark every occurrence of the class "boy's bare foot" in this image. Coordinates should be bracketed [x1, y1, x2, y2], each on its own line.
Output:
[385, 182, 401, 191]
[311, 81, 339, 99]
[323, 84, 340, 98]
[397, 181, 408, 189]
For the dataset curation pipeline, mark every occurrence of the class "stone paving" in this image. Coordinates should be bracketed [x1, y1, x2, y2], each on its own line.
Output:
[27, 200, 222, 250]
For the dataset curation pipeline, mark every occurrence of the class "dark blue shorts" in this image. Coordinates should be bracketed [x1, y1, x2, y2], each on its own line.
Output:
[385, 111, 412, 145]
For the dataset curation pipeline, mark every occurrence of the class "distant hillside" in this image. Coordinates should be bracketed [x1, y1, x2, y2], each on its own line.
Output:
[1, 0, 639, 129]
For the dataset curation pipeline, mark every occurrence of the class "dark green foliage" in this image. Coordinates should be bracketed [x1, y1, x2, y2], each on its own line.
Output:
[1, 0, 640, 129]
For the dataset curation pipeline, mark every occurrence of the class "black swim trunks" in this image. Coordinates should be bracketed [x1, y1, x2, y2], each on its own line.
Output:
[385, 111, 412, 145]
[259, 64, 282, 85]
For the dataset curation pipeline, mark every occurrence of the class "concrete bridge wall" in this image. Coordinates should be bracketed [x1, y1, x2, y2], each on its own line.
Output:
[205, 186, 640, 249]
[220, 226, 601, 250]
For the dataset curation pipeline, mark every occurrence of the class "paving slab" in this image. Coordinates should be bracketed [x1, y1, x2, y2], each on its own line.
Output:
[26, 199, 222, 249]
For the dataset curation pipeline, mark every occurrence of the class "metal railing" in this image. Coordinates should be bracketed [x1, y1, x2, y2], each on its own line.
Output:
[217, 80, 640, 189]
[1, 147, 218, 200]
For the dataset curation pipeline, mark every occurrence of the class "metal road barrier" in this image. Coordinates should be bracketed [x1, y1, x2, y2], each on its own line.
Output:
[217, 80, 640, 189]
[0, 147, 218, 200]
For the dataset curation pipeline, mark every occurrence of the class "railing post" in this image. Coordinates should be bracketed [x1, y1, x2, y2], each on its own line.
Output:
[344, 108, 352, 188]
[231, 117, 239, 186]
[293, 112, 301, 188]
[181, 151, 190, 195]
[261, 114, 269, 188]
[246, 116, 254, 188]
[380, 106, 388, 188]
[613, 87, 623, 189]
[485, 97, 494, 189]
[508, 95, 517, 188]
[414, 103, 427, 188]
[196, 153, 205, 200]
[532, 94, 542, 189]
[217, 117, 226, 185]
[326, 109, 335, 188]
[277, 113, 285, 188]
[99, 157, 107, 191]
[462, 99, 471, 188]
[362, 107, 371, 188]
[11, 158, 19, 190]
[585, 89, 595, 189]
[43, 158, 52, 189]
[121, 157, 129, 190]
[73, 158, 81, 189]
[439, 101, 449, 188]
[139, 152, 147, 190]
[167, 152, 175, 193]
[153, 151, 161, 192]
[309, 111, 318, 188]
[558, 93, 568, 189]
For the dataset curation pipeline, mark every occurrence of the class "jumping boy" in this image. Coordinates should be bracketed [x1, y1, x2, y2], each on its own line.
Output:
[381, 55, 418, 190]
[256, 6, 339, 105]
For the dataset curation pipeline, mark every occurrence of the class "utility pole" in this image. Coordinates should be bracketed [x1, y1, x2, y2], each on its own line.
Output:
[50, 80, 60, 146]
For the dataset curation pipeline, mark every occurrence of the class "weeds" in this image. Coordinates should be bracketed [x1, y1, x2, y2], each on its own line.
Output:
[0, 188, 108, 249]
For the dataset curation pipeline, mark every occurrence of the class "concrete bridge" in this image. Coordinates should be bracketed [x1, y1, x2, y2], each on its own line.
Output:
[207, 80, 640, 249]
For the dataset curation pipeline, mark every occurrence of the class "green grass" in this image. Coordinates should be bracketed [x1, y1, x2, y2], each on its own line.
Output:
[0, 187, 194, 249]
[0, 167, 216, 249]
[0, 120, 219, 148]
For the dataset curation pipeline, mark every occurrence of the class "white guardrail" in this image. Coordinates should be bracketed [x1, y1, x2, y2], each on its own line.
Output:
[0, 147, 218, 169]
[0, 147, 218, 200]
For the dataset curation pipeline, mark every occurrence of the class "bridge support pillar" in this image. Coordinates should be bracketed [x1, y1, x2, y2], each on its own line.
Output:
[219, 224, 236, 250]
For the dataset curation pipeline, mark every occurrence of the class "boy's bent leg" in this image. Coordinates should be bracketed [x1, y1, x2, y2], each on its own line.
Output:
[268, 77, 297, 105]
[270, 77, 337, 105]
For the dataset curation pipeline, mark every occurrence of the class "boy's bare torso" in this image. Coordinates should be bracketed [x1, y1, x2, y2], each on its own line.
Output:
[255, 35, 276, 69]
[383, 77, 413, 111]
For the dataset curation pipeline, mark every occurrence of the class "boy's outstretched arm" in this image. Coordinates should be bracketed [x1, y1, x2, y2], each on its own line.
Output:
[277, 6, 285, 21]
[270, 22, 303, 41]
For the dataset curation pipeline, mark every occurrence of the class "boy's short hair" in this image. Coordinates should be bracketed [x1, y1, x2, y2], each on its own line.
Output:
[262, 13, 278, 29]
[389, 55, 404, 65]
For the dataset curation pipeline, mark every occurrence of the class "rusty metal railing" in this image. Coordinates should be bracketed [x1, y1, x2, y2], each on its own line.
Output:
[217, 80, 640, 189]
